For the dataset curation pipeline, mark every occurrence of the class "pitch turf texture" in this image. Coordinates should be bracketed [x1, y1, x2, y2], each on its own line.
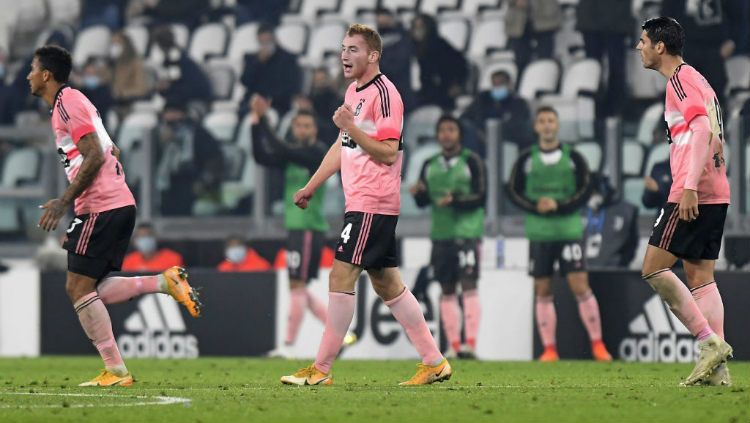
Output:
[0, 358, 748, 423]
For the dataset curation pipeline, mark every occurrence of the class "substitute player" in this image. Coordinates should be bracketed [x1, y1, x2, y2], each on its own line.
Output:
[249, 99, 330, 357]
[637, 17, 732, 386]
[411, 115, 486, 359]
[281, 24, 450, 386]
[508, 106, 612, 362]
[30, 46, 201, 387]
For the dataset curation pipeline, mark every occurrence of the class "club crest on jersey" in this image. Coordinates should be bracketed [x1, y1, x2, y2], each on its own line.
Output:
[354, 98, 365, 117]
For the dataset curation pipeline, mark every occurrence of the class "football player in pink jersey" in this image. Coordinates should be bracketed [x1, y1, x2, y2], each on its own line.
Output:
[637, 17, 732, 386]
[29, 45, 201, 387]
[280, 24, 450, 386]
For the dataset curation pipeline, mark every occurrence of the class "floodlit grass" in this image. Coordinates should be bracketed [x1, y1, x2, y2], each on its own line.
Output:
[0, 357, 747, 422]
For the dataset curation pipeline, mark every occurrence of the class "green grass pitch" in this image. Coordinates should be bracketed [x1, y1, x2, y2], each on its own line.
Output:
[0, 357, 748, 423]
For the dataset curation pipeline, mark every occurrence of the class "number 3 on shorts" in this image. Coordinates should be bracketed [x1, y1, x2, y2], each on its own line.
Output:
[340, 223, 353, 244]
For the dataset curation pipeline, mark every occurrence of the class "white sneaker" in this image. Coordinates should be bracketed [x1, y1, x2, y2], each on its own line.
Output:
[682, 334, 733, 386]
[703, 362, 732, 387]
[444, 347, 458, 359]
[458, 344, 477, 360]
[267, 345, 293, 359]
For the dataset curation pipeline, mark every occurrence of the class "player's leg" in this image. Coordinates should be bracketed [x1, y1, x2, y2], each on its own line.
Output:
[368, 267, 450, 385]
[434, 240, 461, 357]
[65, 262, 132, 387]
[278, 230, 312, 354]
[643, 204, 731, 385]
[458, 239, 481, 359]
[564, 271, 611, 361]
[530, 241, 558, 361]
[304, 231, 328, 323]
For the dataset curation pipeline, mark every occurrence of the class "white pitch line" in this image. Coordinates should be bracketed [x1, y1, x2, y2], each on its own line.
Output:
[0, 391, 191, 409]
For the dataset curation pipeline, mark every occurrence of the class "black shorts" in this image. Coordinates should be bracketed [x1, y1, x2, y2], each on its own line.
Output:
[529, 240, 586, 278]
[430, 239, 481, 285]
[648, 202, 727, 260]
[287, 229, 325, 281]
[335, 211, 398, 269]
[62, 205, 136, 280]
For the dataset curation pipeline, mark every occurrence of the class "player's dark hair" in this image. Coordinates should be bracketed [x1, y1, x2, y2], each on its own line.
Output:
[436, 115, 463, 136]
[34, 45, 72, 83]
[535, 105, 558, 117]
[642, 17, 684, 56]
[136, 222, 154, 231]
[294, 109, 317, 122]
[257, 22, 275, 36]
[225, 234, 246, 244]
[491, 70, 511, 82]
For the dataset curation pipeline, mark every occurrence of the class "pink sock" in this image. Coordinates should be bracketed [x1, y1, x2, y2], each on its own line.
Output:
[314, 292, 355, 373]
[692, 282, 724, 339]
[644, 269, 713, 340]
[74, 292, 127, 374]
[535, 295, 557, 347]
[386, 288, 443, 366]
[462, 289, 481, 349]
[306, 290, 328, 323]
[440, 295, 461, 351]
[576, 290, 603, 342]
[286, 288, 308, 345]
[97, 275, 161, 304]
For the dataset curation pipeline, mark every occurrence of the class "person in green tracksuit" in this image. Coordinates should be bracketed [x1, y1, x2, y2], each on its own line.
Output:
[508, 105, 611, 362]
[249, 95, 330, 358]
[411, 115, 487, 359]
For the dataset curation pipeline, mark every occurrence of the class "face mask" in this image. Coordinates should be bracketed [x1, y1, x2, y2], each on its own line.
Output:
[135, 236, 156, 255]
[82, 75, 100, 89]
[490, 86, 509, 101]
[226, 246, 247, 264]
[110, 43, 123, 59]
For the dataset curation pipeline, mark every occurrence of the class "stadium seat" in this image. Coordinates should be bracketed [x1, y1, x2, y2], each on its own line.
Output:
[304, 22, 347, 66]
[622, 176, 648, 212]
[324, 175, 345, 216]
[626, 50, 665, 99]
[116, 111, 158, 186]
[275, 22, 309, 56]
[420, 0, 460, 15]
[468, 17, 507, 61]
[502, 142, 518, 182]
[437, 17, 470, 52]
[725, 55, 750, 96]
[218, 143, 246, 180]
[48, 0, 80, 25]
[296, 0, 340, 20]
[227, 23, 260, 63]
[15, 0, 46, 30]
[518, 59, 559, 101]
[540, 59, 601, 140]
[635, 102, 665, 146]
[124, 25, 150, 57]
[338, 0, 378, 20]
[1, 147, 40, 187]
[203, 110, 238, 143]
[147, 24, 190, 67]
[622, 141, 645, 176]
[478, 59, 517, 91]
[72, 25, 111, 67]
[402, 105, 443, 149]
[574, 141, 602, 171]
[560, 59, 600, 97]
[205, 62, 235, 100]
[460, 0, 503, 17]
[643, 143, 670, 179]
[404, 142, 441, 185]
[381, 0, 419, 13]
[189, 23, 228, 63]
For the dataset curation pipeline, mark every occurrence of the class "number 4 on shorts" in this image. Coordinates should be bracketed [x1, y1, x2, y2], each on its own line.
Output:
[340, 223, 352, 244]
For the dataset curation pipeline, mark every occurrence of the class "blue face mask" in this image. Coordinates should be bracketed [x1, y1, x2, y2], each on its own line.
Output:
[490, 86, 509, 101]
[82, 75, 100, 89]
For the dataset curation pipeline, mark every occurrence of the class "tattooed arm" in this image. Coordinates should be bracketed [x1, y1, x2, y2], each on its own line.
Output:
[39, 133, 104, 231]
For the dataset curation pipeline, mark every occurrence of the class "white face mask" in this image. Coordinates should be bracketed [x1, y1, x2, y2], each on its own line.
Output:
[226, 246, 247, 264]
[110, 43, 123, 59]
[135, 236, 156, 255]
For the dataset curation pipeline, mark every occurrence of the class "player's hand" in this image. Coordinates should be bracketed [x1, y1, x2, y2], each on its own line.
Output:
[720, 40, 735, 59]
[644, 176, 658, 192]
[409, 181, 426, 196]
[436, 192, 453, 207]
[332, 104, 354, 131]
[679, 189, 699, 221]
[293, 186, 315, 209]
[249, 94, 271, 122]
[38, 198, 67, 232]
[536, 197, 557, 214]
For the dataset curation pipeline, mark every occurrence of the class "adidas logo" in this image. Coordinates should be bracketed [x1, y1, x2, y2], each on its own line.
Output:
[117, 294, 199, 359]
[618, 294, 698, 363]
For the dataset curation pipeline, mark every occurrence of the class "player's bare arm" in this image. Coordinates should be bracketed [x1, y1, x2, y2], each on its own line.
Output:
[294, 140, 341, 209]
[333, 104, 399, 165]
[39, 132, 104, 231]
[679, 115, 713, 221]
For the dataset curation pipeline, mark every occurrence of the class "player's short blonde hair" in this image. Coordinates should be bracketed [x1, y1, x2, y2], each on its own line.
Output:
[346, 24, 383, 57]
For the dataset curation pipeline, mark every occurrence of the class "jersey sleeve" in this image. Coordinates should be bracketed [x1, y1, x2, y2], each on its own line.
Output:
[373, 83, 403, 141]
[63, 93, 97, 143]
[669, 73, 708, 126]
